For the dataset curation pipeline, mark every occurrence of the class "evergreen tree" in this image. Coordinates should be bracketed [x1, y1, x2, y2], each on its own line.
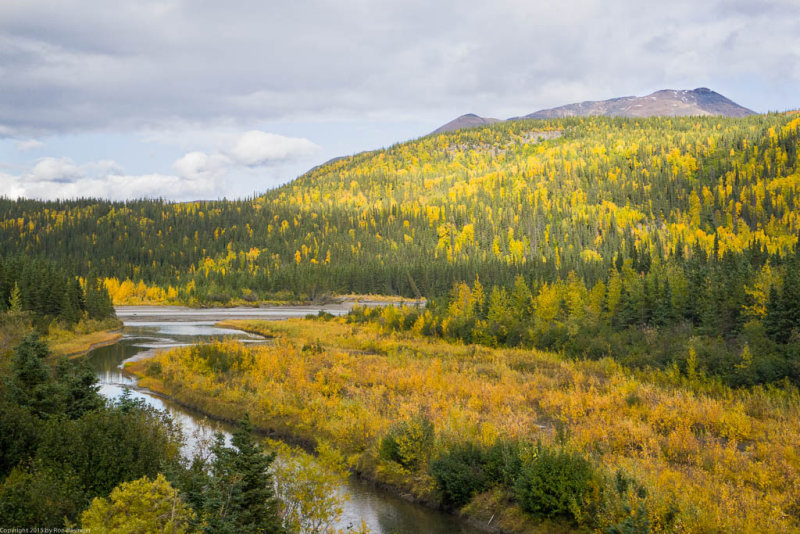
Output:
[60, 278, 84, 324]
[53, 358, 103, 419]
[193, 416, 283, 534]
[85, 278, 115, 320]
[780, 259, 800, 340]
[4, 334, 58, 417]
[230, 416, 282, 533]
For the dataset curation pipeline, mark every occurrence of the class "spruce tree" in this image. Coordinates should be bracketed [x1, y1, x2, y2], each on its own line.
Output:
[85, 278, 115, 320]
[198, 416, 283, 534]
[764, 284, 785, 343]
[229, 416, 282, 533]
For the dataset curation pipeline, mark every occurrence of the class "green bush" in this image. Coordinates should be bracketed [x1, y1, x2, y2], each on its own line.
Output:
[485, 439, 524, 487]
[0, 462, 84, 528]
[514, 444, 597, 522]
[431, 442, 491, 508]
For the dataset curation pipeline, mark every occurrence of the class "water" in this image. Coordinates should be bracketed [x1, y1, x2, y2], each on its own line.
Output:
[85, 305, 482, 534]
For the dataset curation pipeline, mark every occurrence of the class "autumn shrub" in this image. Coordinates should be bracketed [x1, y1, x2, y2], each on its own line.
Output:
[601, 470, 652, 534]
[145, 361, 162, 378]
[514, 444, 599, 524]
[378, 414, 434, 470]
[484, 439, 525, 487]
[81, 474, 195, 534]
[190, 342, 251, 374]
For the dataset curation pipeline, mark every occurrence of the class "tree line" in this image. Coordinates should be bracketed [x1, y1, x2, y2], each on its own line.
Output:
[0, 255, 115, 324]
[350, 237, 800, 389]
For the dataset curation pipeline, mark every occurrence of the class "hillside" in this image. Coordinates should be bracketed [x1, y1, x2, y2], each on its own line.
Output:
[0, 113, 797, 306]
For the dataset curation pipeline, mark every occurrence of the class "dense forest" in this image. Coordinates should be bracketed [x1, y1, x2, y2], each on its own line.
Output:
[1, 114, 798, 303]
[0, 256, 115, 325]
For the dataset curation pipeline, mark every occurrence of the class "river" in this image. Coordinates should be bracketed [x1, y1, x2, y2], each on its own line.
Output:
[84, 305, 483, 534]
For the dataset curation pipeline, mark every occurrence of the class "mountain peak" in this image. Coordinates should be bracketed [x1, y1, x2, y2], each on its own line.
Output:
[431, 113, 501, 135]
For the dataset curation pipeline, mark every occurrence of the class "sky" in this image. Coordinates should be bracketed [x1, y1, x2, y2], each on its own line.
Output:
[1, 0, 799, 201]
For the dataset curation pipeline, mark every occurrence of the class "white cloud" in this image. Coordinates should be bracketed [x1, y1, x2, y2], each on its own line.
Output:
[16, 139, 45, 151]
[0, 128, 321, 201]
[173, 151, 230, 181]
[1, 0, 798, 200]
[228, 131, 318, 166]
[170, 130, 319, 182]
[0, 157, 218, 201]
[28, 157, 81, 182]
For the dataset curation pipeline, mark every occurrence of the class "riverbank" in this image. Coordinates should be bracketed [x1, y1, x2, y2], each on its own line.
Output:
[90, 310, 485, 534]
[109, 288, 425, 309]
[124, 357, 509, 534]
[53, 329, 123, 359]
[123, 315, 800, 533]
[124, 318, 585, 533]
[47, 319, 123, 358]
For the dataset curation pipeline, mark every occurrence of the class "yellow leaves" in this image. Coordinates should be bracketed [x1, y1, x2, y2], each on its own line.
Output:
[129, 317, 800, 532]
[81, 474, 194, 534]
[580, 249, 603, 263]
[744, 262, 780, 320]
[533, 282, 560, 328]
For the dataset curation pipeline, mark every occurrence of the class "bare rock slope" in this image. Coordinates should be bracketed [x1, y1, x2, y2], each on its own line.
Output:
[523, 88, 755, 119]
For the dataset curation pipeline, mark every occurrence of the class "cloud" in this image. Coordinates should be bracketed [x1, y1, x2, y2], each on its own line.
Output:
[228, 131, 318, 166]
[27, 157, 81, 182]
[15, 139, 45, 151]
[173, 151, 230, 181]
[0, 156, 218, 201]
[169, 130, 319, 180]
[0, 129, 320, 201]
[1, 0, 798, 201]
[0, 0, 797, 138]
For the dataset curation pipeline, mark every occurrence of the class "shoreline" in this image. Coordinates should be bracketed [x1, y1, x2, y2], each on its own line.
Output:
[111, 294, 426, 310]
[49, 328, 124, 359]
[122, 352, 497, 534]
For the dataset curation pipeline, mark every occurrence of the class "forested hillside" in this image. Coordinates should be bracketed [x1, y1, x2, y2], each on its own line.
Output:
[2, 113, 799, 306]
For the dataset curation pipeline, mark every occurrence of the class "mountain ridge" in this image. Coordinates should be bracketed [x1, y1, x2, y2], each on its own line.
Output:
[431, 113, 501, 134]
[433, 88, 755, 134]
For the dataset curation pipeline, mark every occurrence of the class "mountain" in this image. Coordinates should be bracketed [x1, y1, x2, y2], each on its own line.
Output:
[523, 87, 755, 119]
[1, 112, 797, 304]
[433, 88, 755, 133]
[431, 113, 501, 134]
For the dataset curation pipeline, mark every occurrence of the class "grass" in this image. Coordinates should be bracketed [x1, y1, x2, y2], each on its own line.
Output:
[47, 318, 123, 358]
